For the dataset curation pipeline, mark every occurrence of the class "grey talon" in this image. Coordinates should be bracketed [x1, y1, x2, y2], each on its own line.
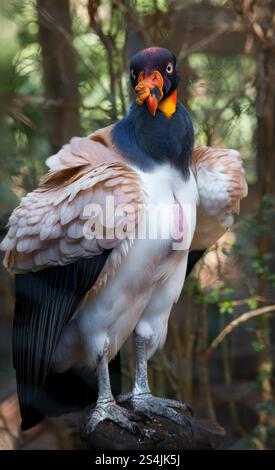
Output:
[121, 333, 194, 429]
[82, 346, 143, 436]
[115, 335, 194, 432]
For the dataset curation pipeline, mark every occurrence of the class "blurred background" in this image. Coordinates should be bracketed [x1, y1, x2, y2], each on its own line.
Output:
[0, 0, 274, 450]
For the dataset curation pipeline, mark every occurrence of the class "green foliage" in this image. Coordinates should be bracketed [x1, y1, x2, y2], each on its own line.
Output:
[246, 298, 259, 310]
[0, 0, 50, 222]
[235, 195, 275, 287]
[219, 299, 234, 315]
[251, 339, 265, 353]
[189, 53, 257, 183]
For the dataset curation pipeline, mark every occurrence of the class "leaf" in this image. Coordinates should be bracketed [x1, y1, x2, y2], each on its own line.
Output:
[220, 300, 234, 315]
[246, 298, 259, 310]
[251, 339, 265, 352]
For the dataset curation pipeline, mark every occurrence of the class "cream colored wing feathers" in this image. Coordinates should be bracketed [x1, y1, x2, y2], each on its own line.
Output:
[1, 129, 144, 274]
[191, 145, 248, 250]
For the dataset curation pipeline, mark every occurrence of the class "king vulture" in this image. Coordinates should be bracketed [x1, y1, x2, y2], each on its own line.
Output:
[0, 47, 247, 435]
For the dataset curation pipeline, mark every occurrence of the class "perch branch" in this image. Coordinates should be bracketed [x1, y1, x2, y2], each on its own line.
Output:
[206, 305, 275, 358]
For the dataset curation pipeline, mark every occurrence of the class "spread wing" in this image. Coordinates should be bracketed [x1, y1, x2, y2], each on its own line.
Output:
[191, 145, 248, 251]
[0, 127, 144, 429]
[1, 129, 144, 278]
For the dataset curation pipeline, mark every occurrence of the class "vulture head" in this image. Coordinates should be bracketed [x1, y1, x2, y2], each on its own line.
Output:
[130, 47, 179, 116]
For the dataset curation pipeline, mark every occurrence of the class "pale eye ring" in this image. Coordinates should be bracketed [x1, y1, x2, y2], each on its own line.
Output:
[131, 69, 136, 79]
[166, 62, 173, 74]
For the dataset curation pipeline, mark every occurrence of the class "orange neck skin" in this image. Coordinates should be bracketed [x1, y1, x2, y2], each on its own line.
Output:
[158, 89, 177, 118]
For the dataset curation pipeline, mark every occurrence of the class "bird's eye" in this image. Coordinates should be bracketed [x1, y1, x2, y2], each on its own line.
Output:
[131, 69, 136, 79]
[166, 62, 173, 74]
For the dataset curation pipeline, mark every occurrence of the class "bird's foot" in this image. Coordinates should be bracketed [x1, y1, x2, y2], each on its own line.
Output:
[83, 399, 144, 439]
[117, 392, 193, 428]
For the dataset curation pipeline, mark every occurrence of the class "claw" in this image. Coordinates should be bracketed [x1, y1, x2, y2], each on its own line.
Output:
[158, 397, 193, 415]
[135, 407, 152, 422]
[118, 393, 193, 430]
[187, 404, 194, 416]
[132, 422, 145, 441]
[116, 390, 193, 430]
[83, 401, 144, 438]
[184, 417, 193, 429]
[161, 407, 192, 429]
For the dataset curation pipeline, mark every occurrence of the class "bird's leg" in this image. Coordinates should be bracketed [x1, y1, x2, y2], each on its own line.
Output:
[118, 333, 193, 428]
[83, 342, 143, 438]
[133, 333, 152, 398]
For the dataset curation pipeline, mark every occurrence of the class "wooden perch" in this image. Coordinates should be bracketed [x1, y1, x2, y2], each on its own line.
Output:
[69, 404, 225, 450]
[0, 394, 225, 450]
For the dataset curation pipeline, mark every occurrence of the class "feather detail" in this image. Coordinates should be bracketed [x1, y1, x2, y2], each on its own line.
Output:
[45, 125, 120, 171]
[1, 125, 145, 275]
[191, 145, 248, 250]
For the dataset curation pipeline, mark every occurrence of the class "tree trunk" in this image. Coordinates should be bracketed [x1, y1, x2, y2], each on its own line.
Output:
[243, 0, 275, 447]
[257, 49, 275, 197]
[37, 0, 81, 153]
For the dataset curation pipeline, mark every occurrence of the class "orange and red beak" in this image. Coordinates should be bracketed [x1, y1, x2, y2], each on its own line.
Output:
[135, 71, 164, 116]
